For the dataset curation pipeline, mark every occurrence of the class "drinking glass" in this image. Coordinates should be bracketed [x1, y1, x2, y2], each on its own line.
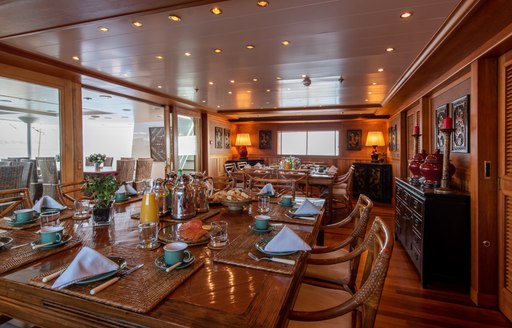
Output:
[138, 222, 159, 250]
[73, 199, 91, 220]
[258, 195, 270, 214]
[39, 210, 61, 232]
[210, 221, 228, 247]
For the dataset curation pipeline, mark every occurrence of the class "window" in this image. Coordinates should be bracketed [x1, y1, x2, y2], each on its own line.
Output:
[277, 130, 339, 156]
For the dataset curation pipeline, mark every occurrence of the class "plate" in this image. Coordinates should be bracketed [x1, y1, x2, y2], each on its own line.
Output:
[0, 236, 13, 249]
[158, 224, 210, 246]
[30, 234, 73, 250]
[76, 257, 128, 285]
[154, 252, 195, 271]
[255, 237, 297, 256]
[7, 217, 38, 226]
[248, 224, 274, 233]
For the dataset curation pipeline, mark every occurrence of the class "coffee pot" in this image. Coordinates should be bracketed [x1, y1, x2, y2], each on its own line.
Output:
[171, 171, 197, 220]
[191, 172, 214, 213]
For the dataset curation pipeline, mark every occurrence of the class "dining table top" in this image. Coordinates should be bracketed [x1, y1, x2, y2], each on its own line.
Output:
[0, 197, 325, 328]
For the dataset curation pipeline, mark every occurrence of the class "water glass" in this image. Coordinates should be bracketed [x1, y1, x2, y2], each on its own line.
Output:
[210, 221, 228, 247]
[138, 222, 159, 249]
[73, 199, 91, 220]
[39, 210, 61, 232]
[258, 195, 270, 214]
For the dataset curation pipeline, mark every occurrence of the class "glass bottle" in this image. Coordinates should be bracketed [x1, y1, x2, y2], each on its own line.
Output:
[140, 179, 159, 224]
[153, 178, 168, 216]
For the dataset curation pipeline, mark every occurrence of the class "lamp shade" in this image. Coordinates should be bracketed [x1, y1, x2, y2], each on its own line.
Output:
[365, 131, 385, 147]
[235, 133, 252, 146]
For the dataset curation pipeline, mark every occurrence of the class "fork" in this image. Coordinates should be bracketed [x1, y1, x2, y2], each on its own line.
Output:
[248, 252, 295, 265]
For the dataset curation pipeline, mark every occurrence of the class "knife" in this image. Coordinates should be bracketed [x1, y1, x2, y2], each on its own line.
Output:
[90, 263, 144, 295]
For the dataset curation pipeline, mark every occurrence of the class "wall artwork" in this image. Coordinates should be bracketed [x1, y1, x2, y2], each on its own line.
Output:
[346, 129, 362, 150]
[224, 128, 231, 148]
[149, 127, 165, 162]
[451, 95, 470, 153]
[259, 130, 272, 149]
[435, 104, 449, 151]
[215, 127, 223, 149]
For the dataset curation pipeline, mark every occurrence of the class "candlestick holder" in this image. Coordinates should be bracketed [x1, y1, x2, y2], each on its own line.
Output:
[435, 128, 455, 194]
[408, 133, 422, 186]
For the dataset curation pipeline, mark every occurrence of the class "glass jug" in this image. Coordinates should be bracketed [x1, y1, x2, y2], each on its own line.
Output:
[153, 178, 168, 216]
[140, 179, 159, 224]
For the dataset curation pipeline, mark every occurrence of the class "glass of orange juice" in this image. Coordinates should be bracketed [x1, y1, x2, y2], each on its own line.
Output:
[140, 191, 159, 224]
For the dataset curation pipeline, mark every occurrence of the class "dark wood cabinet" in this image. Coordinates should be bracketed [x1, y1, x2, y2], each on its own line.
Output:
[226, 159, 265, 166]
[352, 162, 392, 203]
[395, 178, 470, 288]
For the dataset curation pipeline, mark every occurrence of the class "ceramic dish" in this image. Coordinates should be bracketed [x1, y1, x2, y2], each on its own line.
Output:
[6, 217, 38, 226]
[278, 201, 295, 207]
[30, 234, 73, 250]
[154, 253, 195, 271]
[255, 237, 297, 256]
[248, 224, 274, 234]
[220, 198, 252, 212]
[158, 224, 211, 246]
[76, 257, 128, 285]
[0, 236, 13, 249]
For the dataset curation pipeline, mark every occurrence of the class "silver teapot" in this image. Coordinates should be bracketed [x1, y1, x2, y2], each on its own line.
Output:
[191, 172, 214, 213]
[171, 172, 197, 220]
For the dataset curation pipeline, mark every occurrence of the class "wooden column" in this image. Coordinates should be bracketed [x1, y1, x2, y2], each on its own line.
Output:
[200, 112, 208, 173]
[171, 105, 179, 171]
[470, 57, 499, 307]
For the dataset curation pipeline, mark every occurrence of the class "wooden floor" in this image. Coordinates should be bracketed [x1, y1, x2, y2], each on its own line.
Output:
[324, 202, 512, 328]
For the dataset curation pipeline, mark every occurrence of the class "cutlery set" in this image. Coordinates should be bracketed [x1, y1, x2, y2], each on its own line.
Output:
[248, 252, 295, 265]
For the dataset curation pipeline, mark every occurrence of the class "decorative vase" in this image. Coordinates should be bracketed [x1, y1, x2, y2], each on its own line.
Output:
[420, 149, 455, 188]
[94, 162, 103, 171]
[92, 205, 113, 225]
[408, 149, 426, 185]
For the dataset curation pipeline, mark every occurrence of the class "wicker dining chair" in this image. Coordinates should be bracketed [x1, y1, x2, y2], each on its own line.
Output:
[0, 165, 24, 191]
[56, 181, 91, 208]
[37, 157, 59, 199]
[134, 158, 154, 192]
[116, 159, 136, 185]
[0, 188, 33, 218]
[329, 165, 355, 212]
[304, 194, 374, 293]
[104, 157, 114, 167]
[288, 217, 394, 328]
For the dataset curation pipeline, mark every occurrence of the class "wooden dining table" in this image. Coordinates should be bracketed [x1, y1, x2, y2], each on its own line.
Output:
[83, 166, 117, 178]
[0, 198, 324, 327]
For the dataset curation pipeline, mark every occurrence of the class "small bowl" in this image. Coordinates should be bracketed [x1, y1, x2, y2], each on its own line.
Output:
[220, 198, 252, 212]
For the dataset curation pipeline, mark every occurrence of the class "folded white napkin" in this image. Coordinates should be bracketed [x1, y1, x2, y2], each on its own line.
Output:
[293, 199, 322, 216]
[32, 196, 66, 213]
[258, 183, 274, 196]
[116, 184, 137, 195]
[52, 247, 120, 289]
[245, 163, 252, 168]
[327, 165, 338, 174]
[254, 162, 262, 168]
[264, 226, 311, 252]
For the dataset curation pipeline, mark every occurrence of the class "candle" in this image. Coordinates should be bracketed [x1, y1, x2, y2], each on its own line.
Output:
[413, 126, 420, 135]
[443, 117, 453, 129]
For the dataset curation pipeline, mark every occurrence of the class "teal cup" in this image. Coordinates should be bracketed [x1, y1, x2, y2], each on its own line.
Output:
[254, 215, 270, 230]
[14, 209, 35, 223]
[164, 242, 191, 266]
[281, 195, 293, 206]
[40, 226, 64, 244]
[115, 192, 127, 202]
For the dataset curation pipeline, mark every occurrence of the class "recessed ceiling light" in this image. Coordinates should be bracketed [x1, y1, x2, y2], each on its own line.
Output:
[368, 91, 373, 95]
[372, 82, 377, 85]
[99, 95, 112, 99]
[217, 105, 221, 108]
[155, 55, 164, 60]
[98, 26, 109, 32]
[168, 15, 181, 22]
[257, 1, 269, 7]
[266, 89, 271, 92]
[91, 115, 100, 118]
[365, 99, 369, 102]
[0, 99, 12, 102]
[400, 11, 413, 19]
[247, 90, 252, 93]
[385, 47, 395, 52]
[122, 108, 131, 111]
[83, 97, 92, 100]
[301, 74, 307, 78]
[211, 7, 222, 15]
[72, 56, 80, 61]
[276, 76, 282, 80]
[209, 81, 214, 85]
[185, 52, 191, 56]
[378, 68, 384, 72]
[157, 85, 162, 89]
[228, 91, 232, 94]
[213, 49, 222, 53]
[252, 78, 258, 82]
[246, 44, 255, 49]
[230, 80, 235, 84]
[132, 21, 143, 27]
[281, 40, 290, 46]
[202, 100, 206, 103]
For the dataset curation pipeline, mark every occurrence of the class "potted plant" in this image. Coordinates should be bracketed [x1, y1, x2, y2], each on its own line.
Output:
[88, 153, 107, 170]
[83, 174, 118, 224]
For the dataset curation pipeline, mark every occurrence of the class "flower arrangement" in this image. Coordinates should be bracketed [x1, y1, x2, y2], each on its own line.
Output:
[88, 153, 107, 164]
[82, 174, 119, 208]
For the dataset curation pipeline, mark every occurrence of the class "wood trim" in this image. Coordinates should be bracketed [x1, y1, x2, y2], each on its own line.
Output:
[164, 105, 172, 174]
[201, 112, 208, 173]
[399, 110, 408, 178]
[171, 106, 179, 171]
[218, 103, 382, 114]
[228, 114, 390, 123]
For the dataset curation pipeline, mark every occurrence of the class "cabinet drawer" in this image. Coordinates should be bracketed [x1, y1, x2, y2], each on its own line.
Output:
[411, 246, 422, 273]
[410, 197, 424, 216]
[412, 229, 422, 251]
[412, 214, 423, 234]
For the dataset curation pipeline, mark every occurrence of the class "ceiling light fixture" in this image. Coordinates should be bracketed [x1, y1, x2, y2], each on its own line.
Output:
[302, 76, 311, 87]
[132, 21, 143, 27]
[213, 49, 222, 53]
[98, 26, 109, 32]
[378, 68, 384, 72]
[372, 82, 377, 85]
[338, 76, 344, 84]
[210, 7, 222, 15]
[209, 81, 214, 85]
[281, 40, 290, 46]
[168, 14, 181, 22]
[72, 56, 80, 61]
[386, 47, 395, 52]
[83, 97, 92, 100]
[157, 85, 162, 89]
[257, 1, 269, 7]
[155, 55, 164, 60]
[276, 76, 282, 80]
[99, 95, 112, 99]
[266, 89, 271, 92]
[400, 11, 413, 19]
[228, 91, 232, 94]
[252, 78, 258, 82]
[246, 44, 255, 49]
[185, 52, 191, 56]
[230, 80, 235, 83]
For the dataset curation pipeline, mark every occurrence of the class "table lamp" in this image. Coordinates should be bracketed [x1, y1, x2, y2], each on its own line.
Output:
[235, 133, 252, 159]
[365, 131, 385, 162]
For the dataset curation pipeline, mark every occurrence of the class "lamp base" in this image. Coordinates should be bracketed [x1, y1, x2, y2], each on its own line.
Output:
[239, 146, 248, 160]
[370, 153, 379, 163]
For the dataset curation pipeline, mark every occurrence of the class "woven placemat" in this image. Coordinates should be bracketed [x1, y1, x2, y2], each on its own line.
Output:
[113, 194, 142, 206]
[0, 230, 81, 274]
[131, 208, 221, 223]
[213, 227, 309, 275]
[28, 245, 205, 313]
[0, 209, 74, 230]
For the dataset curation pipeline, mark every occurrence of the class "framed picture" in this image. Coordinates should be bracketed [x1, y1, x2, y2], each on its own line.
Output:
[393, 124, 398, 151]
[149, 127, 165, 162]
[388, 126, 394, 151]
[435, 104, 449, 151]
[346, 129, 362, 150]
[224, 128, 231, 148]
[214, 127, 223, 149]
[451, 95, 470, 153]
[259, 130, 272, 149]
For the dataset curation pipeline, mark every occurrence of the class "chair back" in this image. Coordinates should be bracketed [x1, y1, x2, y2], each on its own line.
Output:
[0, 165, 24, 190]
[116, 159, 136, 184]
[12, 161, 34, 188]
[224, 163, 237, 175]
[134, 158, 154, 192]
[236, 161, 248, 170]
[37, 157, 58, 184]
[104, 157, 114, 167]
[0, 188, 33, 218]
[56, 181, 90, 208]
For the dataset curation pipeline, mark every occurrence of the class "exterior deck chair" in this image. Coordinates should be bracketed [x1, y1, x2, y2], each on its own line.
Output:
[116, 159, 136, 185]
[288, 217, 394, 328]
[134, 158, 153, 192]
[104, 157, 114, 167]
[37, 157, 59, 199]
[0, 188, 33, 218]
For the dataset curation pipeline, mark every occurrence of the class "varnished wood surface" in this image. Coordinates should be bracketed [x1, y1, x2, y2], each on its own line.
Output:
[326, 203, 512, 328]
[0, 201, 322, 328]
